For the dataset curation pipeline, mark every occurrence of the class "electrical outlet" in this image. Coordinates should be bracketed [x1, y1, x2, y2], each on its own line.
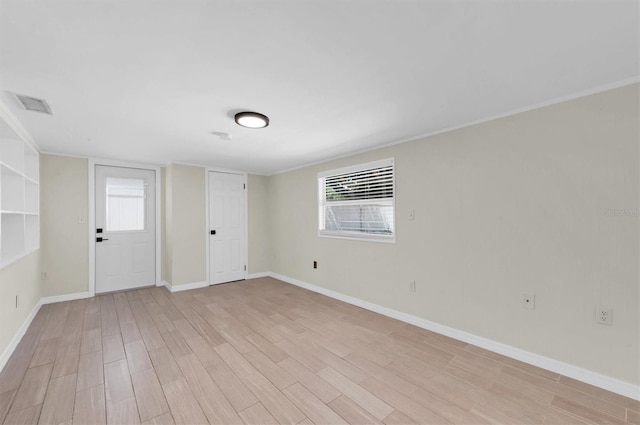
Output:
[596, 307, 612, 325]
[313, 261, 317, 269]
[409, 281, 416, 292]
[522, 293, 535, 310]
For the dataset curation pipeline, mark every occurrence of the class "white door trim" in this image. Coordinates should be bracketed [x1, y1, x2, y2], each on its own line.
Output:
[205, 167, 248, 285]
[88, 158, 162, 297]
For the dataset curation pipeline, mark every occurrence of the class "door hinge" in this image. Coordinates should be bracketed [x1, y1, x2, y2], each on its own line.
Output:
[243, 184, 246, 189]
[244, 265, 247, 271]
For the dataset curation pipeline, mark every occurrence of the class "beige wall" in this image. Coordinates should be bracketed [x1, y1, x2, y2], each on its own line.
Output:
[162, 168, 269, 281]
[40, 154, 89, 296]
[163, 164, 206, 285]
[248, 174, 270, 274]
[267, 84, 640, 385]
[0, 251, 41, 360]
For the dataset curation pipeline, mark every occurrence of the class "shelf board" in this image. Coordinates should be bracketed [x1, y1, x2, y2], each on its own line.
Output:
[0, 160, 39, 183]
[0, 247, 39, 270]
[24, 175, 39, 184]
[0, 210, 26, 214]
[0, 161, 24, 177]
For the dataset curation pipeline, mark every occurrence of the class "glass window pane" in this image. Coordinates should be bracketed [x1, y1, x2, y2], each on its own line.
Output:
[324, 203, 394, 235]
[106, 177, 145, 231]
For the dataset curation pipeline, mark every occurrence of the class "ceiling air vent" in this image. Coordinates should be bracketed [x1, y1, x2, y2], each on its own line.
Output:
[13, 93, 54, 115]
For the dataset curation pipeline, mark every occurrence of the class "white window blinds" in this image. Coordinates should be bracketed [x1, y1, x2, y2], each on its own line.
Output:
[318, 158, 395, 242]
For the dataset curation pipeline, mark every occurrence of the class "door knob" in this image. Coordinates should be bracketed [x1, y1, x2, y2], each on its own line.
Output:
[210, 230, 216, 235]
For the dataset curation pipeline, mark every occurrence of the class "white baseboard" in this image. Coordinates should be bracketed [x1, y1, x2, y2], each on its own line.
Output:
[0, 300, 42, 373]
[41, 291, 90, 305]
[161, 280, 209, 293]
[246, 272, 270, 279]
[267, 272, 640, 401]
[0, 290, 92, 373]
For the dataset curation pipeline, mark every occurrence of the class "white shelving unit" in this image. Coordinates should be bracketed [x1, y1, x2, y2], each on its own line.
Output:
[0, 134, 39, 269]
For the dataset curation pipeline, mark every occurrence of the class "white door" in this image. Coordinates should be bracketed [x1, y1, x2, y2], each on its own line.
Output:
[96, 165, 156, 293]
[209, 172, 246, 285]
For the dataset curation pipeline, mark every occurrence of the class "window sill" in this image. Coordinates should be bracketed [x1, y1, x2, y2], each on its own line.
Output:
[318, 231, 396, 244]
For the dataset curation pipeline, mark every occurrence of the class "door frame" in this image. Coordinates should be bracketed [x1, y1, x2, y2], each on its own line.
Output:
[88, 158, 162, 297]
[205, 167, 248, 285]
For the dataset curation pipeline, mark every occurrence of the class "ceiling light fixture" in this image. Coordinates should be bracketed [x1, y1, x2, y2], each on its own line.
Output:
[234, 111, 269, 129]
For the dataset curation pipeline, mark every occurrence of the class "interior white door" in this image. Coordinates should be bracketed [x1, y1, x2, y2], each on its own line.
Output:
[95, 165, 156, 293]
[209, 171, 246, 285]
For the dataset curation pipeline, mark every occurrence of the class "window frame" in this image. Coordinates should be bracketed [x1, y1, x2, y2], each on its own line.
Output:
[317, 158, 396, 243]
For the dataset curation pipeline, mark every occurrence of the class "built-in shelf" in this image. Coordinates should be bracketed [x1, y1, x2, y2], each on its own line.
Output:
[0, 134, 39, 269]
[1, 213, 25, 262]
[1, 165, 24, 212]
[25, 180, 39, 214]
[25, 215, 39, 252]
[24, 143, 39, 183]
[0, 138, 24, 174]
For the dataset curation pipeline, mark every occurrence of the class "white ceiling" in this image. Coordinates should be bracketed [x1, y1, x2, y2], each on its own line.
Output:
[0, 1, 638, 175]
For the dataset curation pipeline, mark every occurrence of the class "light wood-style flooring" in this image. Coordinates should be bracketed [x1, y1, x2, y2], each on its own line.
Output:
[0, 277, 637, 425]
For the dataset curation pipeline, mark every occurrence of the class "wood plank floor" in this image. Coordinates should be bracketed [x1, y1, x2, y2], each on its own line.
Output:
[0, 277, 638, 425]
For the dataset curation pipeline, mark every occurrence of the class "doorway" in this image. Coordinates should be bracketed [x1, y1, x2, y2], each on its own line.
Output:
[95, 165, 156, 293]
[208, 171, 246, 285]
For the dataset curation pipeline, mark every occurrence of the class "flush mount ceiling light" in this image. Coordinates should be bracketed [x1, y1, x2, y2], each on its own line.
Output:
[234, 111, 269, 129]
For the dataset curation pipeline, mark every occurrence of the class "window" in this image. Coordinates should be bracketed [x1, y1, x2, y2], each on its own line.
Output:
[106, 177, 146, 231]
[318, 158, 395, 242]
